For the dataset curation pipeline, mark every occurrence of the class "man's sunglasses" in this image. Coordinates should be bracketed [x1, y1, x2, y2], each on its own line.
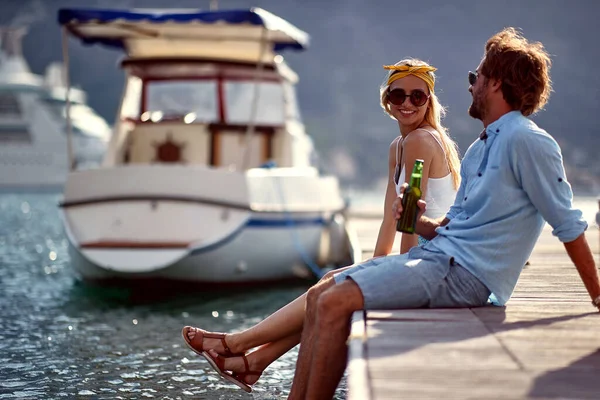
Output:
[387, 89, 430, 107]
[468, 71, 478, 86]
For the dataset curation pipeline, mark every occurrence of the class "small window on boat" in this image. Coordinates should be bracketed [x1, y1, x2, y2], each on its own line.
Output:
[0, 92, 22, 117]
[145, 80, 218, 123]
[224, 81, 284, 125]
[0, 124, 30, 142]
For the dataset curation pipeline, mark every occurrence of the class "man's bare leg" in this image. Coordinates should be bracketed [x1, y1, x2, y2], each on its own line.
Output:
[303, 280, 364, 400]
[287, 276, 338, 399]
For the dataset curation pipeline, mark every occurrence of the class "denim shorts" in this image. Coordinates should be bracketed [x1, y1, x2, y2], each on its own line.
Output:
[333, 246, 491, 309]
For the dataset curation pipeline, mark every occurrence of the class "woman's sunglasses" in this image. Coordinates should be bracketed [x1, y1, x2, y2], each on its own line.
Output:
[468, 71, 478, 86]
[387, 89, 430, 107]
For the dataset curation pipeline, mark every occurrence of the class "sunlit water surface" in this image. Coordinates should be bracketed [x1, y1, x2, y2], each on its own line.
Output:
[0, 192, 348, 399]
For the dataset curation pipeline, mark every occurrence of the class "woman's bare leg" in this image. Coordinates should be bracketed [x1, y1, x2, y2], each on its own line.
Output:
[186, 289, 306, 355]
[206, 332, 302, 385]
[185, 265, 356, 355]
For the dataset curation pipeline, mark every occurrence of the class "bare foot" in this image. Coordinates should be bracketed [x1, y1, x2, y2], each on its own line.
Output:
[207, 349, 263, 385]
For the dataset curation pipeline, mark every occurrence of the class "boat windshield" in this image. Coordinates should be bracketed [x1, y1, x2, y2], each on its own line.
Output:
[146, 80, 218, 123]
[143, 79, 285, 126]
[223, 81, 284, 125]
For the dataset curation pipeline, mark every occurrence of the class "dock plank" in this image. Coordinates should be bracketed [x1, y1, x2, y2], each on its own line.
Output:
[347, 216, 600, 400]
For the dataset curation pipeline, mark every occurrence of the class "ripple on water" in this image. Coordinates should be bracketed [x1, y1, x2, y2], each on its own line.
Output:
[0, 380, 28, 388]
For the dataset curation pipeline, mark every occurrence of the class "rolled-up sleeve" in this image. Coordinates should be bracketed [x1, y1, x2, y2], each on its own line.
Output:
[511, 130, 587, 242]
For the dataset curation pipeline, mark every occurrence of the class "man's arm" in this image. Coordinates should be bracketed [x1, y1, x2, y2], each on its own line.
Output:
[563, 233, 600, 310]
[511, 131, 596, 307]
[416, 214, 449, 240]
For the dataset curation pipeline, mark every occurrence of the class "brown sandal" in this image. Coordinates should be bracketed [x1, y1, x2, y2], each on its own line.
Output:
[181, 326, 240, 357]
[203, 351, 262, 393]
[233, 353, 263, 387]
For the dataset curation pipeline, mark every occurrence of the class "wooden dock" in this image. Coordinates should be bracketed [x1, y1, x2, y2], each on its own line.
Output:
[346, 214, 600, 400]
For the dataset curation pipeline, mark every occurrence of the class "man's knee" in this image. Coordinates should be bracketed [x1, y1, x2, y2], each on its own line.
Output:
[316, 281, 364, 323]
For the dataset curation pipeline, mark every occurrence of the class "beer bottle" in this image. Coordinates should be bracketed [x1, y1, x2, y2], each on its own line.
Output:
[396, 159, 424, 234]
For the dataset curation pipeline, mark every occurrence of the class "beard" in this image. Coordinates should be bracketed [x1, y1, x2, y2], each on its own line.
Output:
[468, 91, 485, 120]
[468, 81, 487, 120]
[468, 100, 482, 120]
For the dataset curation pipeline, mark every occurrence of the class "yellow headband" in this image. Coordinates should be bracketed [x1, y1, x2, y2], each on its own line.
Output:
[383, 65, 437, 92]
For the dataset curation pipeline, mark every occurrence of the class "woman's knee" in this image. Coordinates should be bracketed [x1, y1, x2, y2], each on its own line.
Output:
[306, 283, 326, 309]
[306, 276, 336, 314]
[321, 269, 337, 281]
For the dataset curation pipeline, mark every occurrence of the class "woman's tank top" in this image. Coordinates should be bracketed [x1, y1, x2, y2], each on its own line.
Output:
[394, 128, 457, 220]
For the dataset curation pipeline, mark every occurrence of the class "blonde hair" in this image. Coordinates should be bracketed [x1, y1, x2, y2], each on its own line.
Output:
[379, 58, 461, 189]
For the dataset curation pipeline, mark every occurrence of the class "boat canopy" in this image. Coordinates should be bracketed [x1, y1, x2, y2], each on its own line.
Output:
[58, 8, 309, 62]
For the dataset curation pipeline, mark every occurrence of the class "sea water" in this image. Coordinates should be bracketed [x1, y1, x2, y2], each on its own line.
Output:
[0, 192, 347, 399]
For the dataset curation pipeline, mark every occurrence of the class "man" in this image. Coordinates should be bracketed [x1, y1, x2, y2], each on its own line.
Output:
[287, 27, 600, 400]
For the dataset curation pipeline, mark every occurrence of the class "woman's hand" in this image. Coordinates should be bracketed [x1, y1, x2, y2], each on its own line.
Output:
[392, 183, 427, 222]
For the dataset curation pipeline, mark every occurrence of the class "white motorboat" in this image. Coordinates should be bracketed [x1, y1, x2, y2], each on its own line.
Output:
[57, 7, 360, 286]
[0, 27, 111, 189]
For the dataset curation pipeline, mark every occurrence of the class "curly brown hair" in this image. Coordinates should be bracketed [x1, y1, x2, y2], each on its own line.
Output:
[480, 27, 552, 116]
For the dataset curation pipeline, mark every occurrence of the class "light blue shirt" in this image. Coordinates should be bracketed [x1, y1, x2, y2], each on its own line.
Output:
[425, 111, 587, 305]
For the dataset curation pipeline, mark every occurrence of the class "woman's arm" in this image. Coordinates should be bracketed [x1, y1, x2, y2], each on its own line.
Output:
[398, 131, 436, 253]
[373, 138, 402, 257]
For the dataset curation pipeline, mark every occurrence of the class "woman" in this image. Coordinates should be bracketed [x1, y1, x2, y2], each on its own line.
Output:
[182, 58, 461, 392]
[375, 58, 460, 255]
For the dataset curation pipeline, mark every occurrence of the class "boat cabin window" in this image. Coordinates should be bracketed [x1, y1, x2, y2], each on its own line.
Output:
[0, 124, 30, 142]
[122, 64, 289, 168]
[139, 77, 285, 126]
[0, 92, 22, 117]
[145, 80, 218, 123]
[223, 81, 284, 125]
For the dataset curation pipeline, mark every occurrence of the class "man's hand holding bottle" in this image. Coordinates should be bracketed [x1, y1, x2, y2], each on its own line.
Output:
[393, 182, 427, 234]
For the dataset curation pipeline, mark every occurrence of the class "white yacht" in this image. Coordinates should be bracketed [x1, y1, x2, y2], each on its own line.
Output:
[0, 27, 111, 189]
[58, 8, 360, 286]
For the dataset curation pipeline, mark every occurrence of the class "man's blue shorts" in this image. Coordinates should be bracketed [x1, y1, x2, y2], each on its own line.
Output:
[333, 246, 490, 309]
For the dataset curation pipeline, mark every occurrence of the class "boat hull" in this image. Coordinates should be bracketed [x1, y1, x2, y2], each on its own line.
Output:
[67, 212, 346, 284]
[61, 165, 358, 286]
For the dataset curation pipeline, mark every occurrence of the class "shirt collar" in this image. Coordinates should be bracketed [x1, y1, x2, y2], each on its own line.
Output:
[486, 110, 522, 137]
